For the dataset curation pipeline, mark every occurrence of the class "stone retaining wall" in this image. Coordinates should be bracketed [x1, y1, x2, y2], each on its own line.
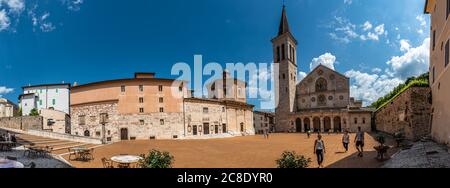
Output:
[0, 116, 43, 130]
[375, 87, 431, 141]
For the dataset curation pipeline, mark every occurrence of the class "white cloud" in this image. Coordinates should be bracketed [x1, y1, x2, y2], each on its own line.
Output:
[386, 38, 430, 79]
[310, 53, 337, 71]
[297, 71, 307, 83]
[371, 68, 382, 74]
[362, 21, 372, 31]
[0, 9, 10, 31]
[366, 32, 379, 41]
[328, 16, 358, 44]
[416, 15, 427, 35]
[374, 24, 386, 36]
[344, 38, 430, 105]
[344, 0, 353, 5]
[0, 0, 83, 32]
[360, 24, 387, 41]
[0, 86, 14, 97]
[416, 15, 426, 27]
[61, 0, 84, 11]
[345, 70, 403, 106]
[328, 17, 388, 43]
[0, 0, 25, 13]
[399, 39, 411, 52]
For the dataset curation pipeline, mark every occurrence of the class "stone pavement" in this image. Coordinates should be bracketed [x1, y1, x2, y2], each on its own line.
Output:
[383, 140, 450, 168]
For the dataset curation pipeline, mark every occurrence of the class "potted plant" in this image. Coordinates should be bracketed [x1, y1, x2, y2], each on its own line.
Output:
[138, 149, 174, 168]
[374, 134, 390, 161]
[393, 129, 406, 147]
[276, 151, 312, 168]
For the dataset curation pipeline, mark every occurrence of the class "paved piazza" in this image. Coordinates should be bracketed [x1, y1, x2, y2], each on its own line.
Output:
[64, 133, 398, 168]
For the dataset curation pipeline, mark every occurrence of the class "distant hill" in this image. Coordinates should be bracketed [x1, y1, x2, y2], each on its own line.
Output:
[370, 72, 429, 110]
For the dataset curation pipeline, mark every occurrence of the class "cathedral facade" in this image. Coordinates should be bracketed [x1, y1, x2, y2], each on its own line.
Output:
[274, 7, 373, 133]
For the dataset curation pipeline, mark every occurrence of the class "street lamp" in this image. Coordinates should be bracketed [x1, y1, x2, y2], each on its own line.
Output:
[100, 113, 108, 144]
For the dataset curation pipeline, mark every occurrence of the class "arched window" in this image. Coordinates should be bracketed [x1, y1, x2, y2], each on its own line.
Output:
[315, 78, 328, 92]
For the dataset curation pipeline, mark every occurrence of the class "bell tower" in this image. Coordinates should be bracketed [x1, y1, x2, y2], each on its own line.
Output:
[273, 6, 298, 132]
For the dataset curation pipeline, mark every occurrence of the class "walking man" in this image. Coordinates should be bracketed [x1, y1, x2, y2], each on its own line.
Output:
[313, 134, 326, 168]
[355, 127, 365, 157]
[342, 130, 350, 152]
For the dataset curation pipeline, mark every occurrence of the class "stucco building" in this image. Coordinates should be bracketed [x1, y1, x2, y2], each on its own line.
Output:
[425, 0, 450, 145]
[0, 98, 17, 118]
[274, 7, 373, 133]
[19, 83, 71, 115]
[254, 111, 275, 134]
[70, 72, 254, 142]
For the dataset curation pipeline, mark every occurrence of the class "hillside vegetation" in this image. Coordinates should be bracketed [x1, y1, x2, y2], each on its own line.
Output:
[370, 72, 429, 110]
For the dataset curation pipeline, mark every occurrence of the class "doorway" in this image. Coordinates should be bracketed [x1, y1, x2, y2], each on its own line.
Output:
[215, 125, 219, 134]
[222, 124, 227, 133]
[120, 128, 128, 140]
[203, 123, 210, 135]
[193, 125, 198, 136]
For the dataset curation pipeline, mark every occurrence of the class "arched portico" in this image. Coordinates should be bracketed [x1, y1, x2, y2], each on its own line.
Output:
[324, 117, 331, 132]
[304, 117, 311, 132]
[334, 116, 342, 132]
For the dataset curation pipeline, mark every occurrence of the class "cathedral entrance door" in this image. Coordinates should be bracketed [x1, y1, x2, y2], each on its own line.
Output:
[334, 117, 342, 133]
[324, 117, 331, 132]
[313, 117, 321, 132]
[295, 118, 302, 132]
[304, 118, 311, 132]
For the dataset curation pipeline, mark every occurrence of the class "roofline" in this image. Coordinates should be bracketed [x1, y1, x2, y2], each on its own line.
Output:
[424, 0, 431, 14]
[298, 64, 349, 85]
[70, 78, 187, 90]
[22, 83, 71, 89]
[184, 97, 255, 108]
[0, 98, 18, 106]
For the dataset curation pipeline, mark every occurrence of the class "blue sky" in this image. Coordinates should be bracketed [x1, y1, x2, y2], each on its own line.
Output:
[0, 0, 430, 109]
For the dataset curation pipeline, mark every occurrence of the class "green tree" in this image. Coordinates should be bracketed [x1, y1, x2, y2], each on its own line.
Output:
[276, 151, 311, 168]
[16, 107, 22, 117]
[370, 72, 430, 109]
[29, 108, 39, 116]
[138, 149, 174, 168]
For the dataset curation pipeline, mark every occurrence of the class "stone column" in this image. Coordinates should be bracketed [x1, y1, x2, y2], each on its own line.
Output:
[320, 117, 324, 133]
[301, 117, 305, 132]
[330, 116, 334, 133]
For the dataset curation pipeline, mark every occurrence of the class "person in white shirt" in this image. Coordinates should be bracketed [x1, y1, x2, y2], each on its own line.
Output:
[342, 130, 350, 152]
[313, 134, 326, 168]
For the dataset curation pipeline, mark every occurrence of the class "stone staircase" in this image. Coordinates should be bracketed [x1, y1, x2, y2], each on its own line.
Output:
[6, 131, 100, 155]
